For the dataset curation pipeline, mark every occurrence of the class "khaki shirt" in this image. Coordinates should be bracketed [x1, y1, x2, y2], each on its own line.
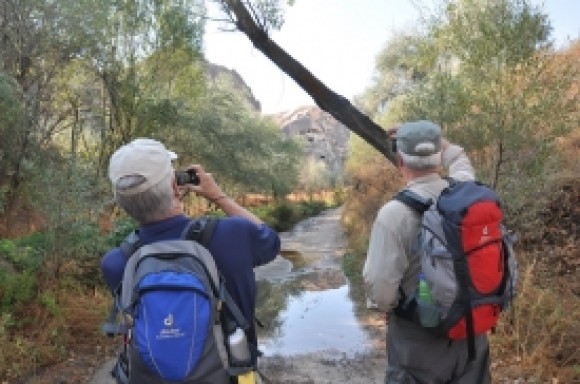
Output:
[363, 145, 475, 312]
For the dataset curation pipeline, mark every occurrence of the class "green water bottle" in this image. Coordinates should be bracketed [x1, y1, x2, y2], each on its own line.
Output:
[417, 272, 439, 327]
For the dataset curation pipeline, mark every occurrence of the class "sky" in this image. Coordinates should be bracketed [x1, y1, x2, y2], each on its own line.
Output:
[203, 1, 579, 115]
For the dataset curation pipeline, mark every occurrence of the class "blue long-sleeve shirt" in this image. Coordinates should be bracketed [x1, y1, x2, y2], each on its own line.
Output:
[100, 214, 280, 344]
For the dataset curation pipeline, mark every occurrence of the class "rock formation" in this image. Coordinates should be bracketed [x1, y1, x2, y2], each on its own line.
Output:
[204, 62, 262, 112]
[270, 106, 350, 184]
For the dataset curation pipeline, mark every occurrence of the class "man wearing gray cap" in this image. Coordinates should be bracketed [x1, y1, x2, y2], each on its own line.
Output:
[363, 121, 491, 383]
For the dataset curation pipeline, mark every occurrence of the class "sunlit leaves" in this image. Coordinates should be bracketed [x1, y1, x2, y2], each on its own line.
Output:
[211, 0, 286, 32]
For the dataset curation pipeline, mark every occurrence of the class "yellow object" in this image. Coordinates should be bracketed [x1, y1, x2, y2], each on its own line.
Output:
[237, 371, 257, 384]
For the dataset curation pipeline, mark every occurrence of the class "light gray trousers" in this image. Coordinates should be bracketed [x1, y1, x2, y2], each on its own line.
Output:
[386, 316, 491, 384]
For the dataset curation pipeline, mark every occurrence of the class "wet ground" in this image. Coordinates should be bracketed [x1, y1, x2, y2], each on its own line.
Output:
[253, 206, 386, 383]
[89, 206, 387, 383]
[255, 207, 370, 356]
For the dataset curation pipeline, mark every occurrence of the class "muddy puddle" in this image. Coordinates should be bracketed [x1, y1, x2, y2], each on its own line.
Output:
[253, 207, 374, 358]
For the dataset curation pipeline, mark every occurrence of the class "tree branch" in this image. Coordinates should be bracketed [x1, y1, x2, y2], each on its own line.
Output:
[222, 0, 396, 164]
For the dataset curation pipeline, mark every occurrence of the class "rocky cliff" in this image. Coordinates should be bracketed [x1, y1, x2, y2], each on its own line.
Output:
[270, 106, 350, 183]
[204, 62, 262, 111]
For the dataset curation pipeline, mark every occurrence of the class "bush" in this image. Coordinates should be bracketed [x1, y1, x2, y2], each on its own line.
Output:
[0, 269, 38, 313]
[255, 200, 332, 232]
[0, 234, 48, 272]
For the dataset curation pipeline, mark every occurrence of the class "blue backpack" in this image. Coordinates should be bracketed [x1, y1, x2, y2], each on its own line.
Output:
[103, 217, 253, 384]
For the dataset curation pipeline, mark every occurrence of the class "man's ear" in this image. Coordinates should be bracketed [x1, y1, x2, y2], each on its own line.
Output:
[171, 177, 180, 197]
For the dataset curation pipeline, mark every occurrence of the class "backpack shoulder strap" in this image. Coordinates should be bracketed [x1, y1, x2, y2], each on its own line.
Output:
[181, 217, 251, 332]
[394, 189, 433, 214]
[181, 216, 219, 247]
[391, 190, 435, 322]
[119, 229, 141, 258]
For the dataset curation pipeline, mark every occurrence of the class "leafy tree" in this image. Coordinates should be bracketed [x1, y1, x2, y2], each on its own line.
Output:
[168, 80, 302, 196]
[0, 0, 110, 210]
[408, 0, 576, 198]
[354, 0, 578, 210]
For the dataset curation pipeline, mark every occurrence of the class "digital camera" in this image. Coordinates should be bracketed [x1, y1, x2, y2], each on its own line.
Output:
[175, 169, 199, 186]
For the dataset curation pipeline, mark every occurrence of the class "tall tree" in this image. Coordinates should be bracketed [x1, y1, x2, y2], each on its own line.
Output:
[353, 0, 578, 214]
[0, 0, 110, 210]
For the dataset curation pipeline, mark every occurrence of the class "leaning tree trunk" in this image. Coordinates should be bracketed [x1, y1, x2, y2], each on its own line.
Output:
[222, 0, 396, 165]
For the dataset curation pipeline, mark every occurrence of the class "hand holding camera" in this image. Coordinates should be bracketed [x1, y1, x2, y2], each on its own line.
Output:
[175, 165, 228, 204]
[175, 169, 199, 186]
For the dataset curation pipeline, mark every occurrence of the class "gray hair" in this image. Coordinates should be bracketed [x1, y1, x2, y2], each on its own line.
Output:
[114, 171, 174, 224]
[398, 151, 442, 172]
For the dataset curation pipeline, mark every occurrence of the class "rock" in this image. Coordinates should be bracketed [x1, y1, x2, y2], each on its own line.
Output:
[270, 106, 350, 184]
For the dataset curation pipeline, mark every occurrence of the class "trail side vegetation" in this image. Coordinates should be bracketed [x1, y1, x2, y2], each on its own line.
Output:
[0, 0, 345, 380]
[343, 0, 579, 382]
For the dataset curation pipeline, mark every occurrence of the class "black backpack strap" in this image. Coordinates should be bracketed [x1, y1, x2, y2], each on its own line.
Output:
[452, 252, 477, 360]
[394, 189, 433, 214]
[181, 216, 218, 247]
[182, 217, 251, 333]
[393, 286, 418, 321]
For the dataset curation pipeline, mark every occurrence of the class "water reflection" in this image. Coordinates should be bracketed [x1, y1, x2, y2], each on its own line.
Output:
[254, 207, 373, 358]
[257, 284, 371, 357]
[255, 260, 372, 357]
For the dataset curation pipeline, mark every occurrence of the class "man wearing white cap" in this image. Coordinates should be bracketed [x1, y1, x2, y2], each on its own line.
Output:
[363, 121, 491, 383]
[101, 138, 280, 373]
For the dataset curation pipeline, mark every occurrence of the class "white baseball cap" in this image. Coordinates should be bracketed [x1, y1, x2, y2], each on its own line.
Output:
[108, 138, 177, 195]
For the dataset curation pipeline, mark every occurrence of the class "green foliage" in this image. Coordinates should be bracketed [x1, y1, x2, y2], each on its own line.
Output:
[0, 1, 304, 379]
[39, 292, 61, 317]
[215, 0, 286, 32]
[167, 81, 303, 196]
[270, 202, 294, 224]
[254, 200, 330, 232]
[438, 0, 551, 68]
[0, 233, 51, 314]
[106, 216, 138, 248]
[0, 235, 48, 272]
[0, 269, 38, 313]
[342, 252, 366, 304]
[354, 0, 578, 212]
[0, 73, 23, 127]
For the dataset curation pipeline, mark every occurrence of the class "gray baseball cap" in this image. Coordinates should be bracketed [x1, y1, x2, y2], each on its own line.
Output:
[396, 120, 441, 156]
[109, 138, 177, 195]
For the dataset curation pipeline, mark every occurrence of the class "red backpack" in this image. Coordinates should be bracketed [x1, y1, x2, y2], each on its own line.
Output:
[394, 179, 518, 360]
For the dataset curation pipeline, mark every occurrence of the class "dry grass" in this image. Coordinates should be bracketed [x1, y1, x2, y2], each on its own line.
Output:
[0, 277, 117, 382]
[490, 259, 580, 382]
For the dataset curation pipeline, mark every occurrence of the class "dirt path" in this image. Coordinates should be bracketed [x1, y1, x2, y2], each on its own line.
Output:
[88, 207, 388, 384]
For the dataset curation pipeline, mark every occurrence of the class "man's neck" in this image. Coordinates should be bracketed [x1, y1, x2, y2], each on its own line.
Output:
[401, 166, 439, 183]
[141, 199, 184, 225]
